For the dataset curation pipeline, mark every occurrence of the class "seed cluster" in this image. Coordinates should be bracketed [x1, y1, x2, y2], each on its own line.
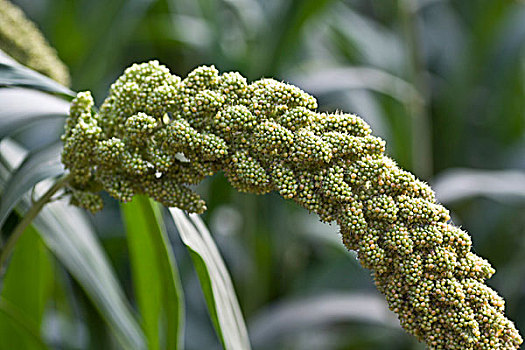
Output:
[0, 0, 70, 86]
[62, 61, 522, 349]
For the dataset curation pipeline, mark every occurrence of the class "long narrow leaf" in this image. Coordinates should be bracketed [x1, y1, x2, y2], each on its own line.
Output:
[0, 142, 64, 228]
[0, 88, 69, 140]
[0, 50, 74, 98]
[121, 196, 184, 350]
[169, 208, 251, 350]
[289, 66, 421, 106]
[328, 3, 404, 71]
[74, 0, 154, 89]
[0, 139, 146, 350]
[267, 0, 339, 70]
[0, 226, 53, 350]
[32, 200, 146, 350]
[249, 293, 400, 348]
[0, 297, 48, 350]
[432, 168, 525, 203]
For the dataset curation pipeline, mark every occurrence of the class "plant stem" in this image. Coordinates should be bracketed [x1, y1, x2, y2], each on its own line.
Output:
[0, 174, 71, 273]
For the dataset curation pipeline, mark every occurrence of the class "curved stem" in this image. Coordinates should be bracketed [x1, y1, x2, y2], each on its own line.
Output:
[0, 174, 71, 273]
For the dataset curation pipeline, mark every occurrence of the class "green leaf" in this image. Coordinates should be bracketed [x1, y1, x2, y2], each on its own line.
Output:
[121, 195, 185, 350]
[73, 0, 155, 90]
[0, 88, 69, 140]
[33, 201, 146, 350]
[0, 139, 146, 350]
[327, 3, 404, 72]
[249, 292, 400, 348]
[0, 142, 64, 228]
[0, 226, 53, 350]
[266, 0, 340, 73]
[169, 208, 251, 350]
[290, 67, 421, 106]
[0, 50, 75, 98]
[432, 168, 525, 204]
[0, 297, 48, 350]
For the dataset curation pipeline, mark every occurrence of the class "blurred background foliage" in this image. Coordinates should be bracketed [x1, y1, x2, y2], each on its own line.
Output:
[4, 0, 525, 349]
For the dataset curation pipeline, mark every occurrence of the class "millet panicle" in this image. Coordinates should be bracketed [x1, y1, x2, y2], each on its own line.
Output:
[0, 0, 70, 85]
[61, 61, 523, 349]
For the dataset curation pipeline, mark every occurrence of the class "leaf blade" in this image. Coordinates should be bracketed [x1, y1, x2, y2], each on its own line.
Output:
[0, 297, 48, 350]
[169, 208, 251, 350]
[121, 196, 185, 350]
[0, 50, 74, 98]
[0, 226, 53, 350]
[33, 201, 146, 350]
[0, 142, 64, 228]
[289, 66, 421, 105]
[249, 292, 400, 348]
[0, 139, 146, 350]
[432, 168, 525, 203]
[0, 88, 69, 141]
